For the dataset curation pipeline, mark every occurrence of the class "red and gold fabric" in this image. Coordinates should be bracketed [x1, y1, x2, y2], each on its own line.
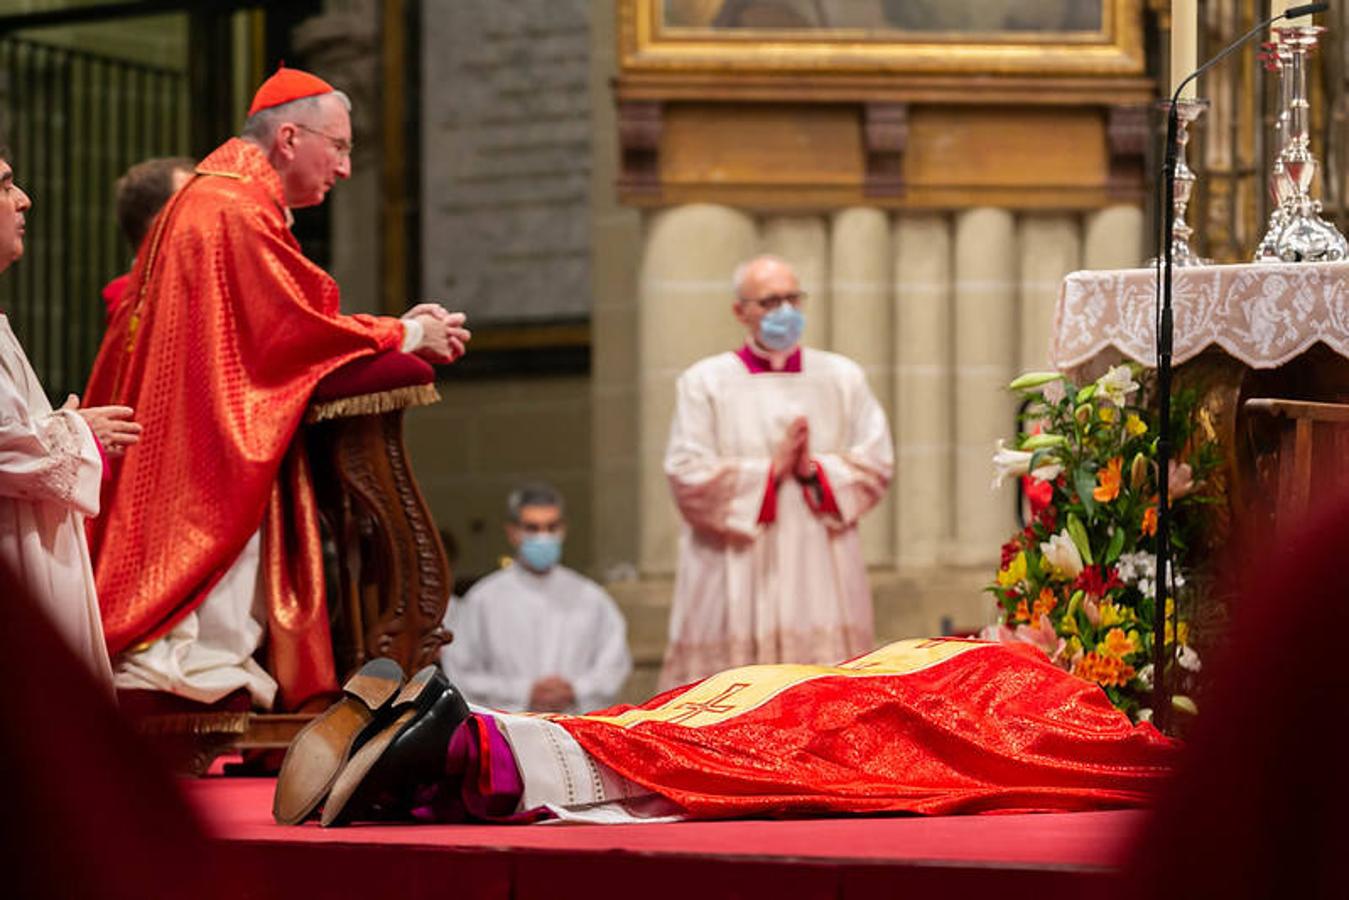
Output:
[83, 138, 404, 708]
[558, 638, 1175, 818]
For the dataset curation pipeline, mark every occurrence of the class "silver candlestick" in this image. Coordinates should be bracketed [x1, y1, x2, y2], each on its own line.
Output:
[1255, 25, 1348, 263]
[1151, 98, 1210, 268]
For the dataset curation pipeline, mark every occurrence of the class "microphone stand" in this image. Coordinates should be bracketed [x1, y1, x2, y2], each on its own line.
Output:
[1150, 3, 1324, 732]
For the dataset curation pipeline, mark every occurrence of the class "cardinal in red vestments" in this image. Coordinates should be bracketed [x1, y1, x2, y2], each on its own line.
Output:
[83, 67, 470, 711]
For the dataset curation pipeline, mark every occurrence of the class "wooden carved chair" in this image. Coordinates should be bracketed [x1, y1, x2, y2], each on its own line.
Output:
[132, 351, 453, 773]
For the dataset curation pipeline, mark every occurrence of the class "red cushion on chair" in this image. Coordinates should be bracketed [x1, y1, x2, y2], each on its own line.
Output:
[313, 351, 436, 403]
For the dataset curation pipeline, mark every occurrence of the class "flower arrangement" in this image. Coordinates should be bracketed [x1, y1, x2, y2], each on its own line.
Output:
[987, 364, 1219, 723]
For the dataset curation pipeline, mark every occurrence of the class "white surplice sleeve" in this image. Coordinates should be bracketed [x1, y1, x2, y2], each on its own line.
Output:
[438, 585, 533, 712]
[570, 583, 633, 713]
[664, 366, 771, 540]
[812, 365, 893, 528]
[0, 372, 102, 517]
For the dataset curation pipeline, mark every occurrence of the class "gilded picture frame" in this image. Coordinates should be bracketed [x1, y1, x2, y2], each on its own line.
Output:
[621, 0, 1145, 78]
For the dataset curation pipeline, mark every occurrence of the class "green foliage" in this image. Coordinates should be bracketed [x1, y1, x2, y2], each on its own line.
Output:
[989, 364, 1218, 722]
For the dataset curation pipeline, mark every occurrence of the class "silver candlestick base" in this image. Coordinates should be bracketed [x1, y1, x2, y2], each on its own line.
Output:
[1255, 25, 1348, 263]
[1150, 97, 1210, 268]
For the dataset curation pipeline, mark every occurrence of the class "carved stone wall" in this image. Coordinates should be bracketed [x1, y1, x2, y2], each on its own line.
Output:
[420, 0, 593, 324]
[292, 0, 382, 315]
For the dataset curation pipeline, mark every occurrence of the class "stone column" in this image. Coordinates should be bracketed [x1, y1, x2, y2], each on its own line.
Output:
[953, 208, 1018, 565]
[292, 0, 381, 314]
[893, 214, 953, 567]
[638, 204, 757, 575]
[1084, 204, 1145, 270]
[829, 207, 894, 565]
[761, 216, 829, 349]
[1018, 216, 1082, 371]
[590, 0, 643, 579]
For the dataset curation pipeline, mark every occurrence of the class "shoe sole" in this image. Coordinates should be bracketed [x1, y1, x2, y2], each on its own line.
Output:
[271, 657, 404, 825]
[319, 666, 442, 827]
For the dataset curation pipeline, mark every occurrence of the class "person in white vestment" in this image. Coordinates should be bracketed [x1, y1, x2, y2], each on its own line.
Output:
[659, 254, 894, 690]
[0, 153, 141, 686]
[439, 484, 632, 713]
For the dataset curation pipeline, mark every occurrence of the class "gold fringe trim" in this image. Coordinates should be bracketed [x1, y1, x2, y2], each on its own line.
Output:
[306, 382, 441, 423]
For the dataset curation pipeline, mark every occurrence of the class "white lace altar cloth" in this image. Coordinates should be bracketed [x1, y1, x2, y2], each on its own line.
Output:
[1051, 261, 1349, 372]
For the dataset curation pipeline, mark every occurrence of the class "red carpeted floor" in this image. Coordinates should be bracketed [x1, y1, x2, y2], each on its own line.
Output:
[185, 777, 1149, 900]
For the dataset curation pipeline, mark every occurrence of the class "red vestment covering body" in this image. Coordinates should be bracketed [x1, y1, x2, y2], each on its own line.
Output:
[83, 138, 404, 708]
[555, 638, 1175, 817]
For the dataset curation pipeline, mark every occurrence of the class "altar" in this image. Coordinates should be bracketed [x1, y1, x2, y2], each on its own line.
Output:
[1052, 259, 1349, 534]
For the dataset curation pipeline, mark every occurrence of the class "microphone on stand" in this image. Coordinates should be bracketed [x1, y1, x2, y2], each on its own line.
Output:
[1151, 0, 1328, 732]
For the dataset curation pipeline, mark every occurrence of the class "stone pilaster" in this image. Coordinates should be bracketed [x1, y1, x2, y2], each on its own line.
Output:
[829, 207, 894, 565]
[1084, 204, 1145, 270]
[761, 215, 829, 349]
[292, 0, 381, 314]
[637, 204, 757, 575]
[893, 214, 953, 567]
[1018, 216, 1082, 371]
[953, 207, 1018, 564]
[590, 0, 644, 579]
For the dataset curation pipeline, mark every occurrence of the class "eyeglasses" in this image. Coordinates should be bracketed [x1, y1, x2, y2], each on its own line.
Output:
[518, 520, 564, 535]
[740, 291, 806, 311]
[294, 123, 353, 158]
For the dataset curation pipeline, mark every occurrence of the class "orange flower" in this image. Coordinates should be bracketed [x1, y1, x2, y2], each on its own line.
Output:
[1093, 457, 1123, 503]
[1101, 627, 1136, 658]
[1141, 503, 1157, 537]
[1072, 651, 1136, 688]
[1014, 598, 1030, 623]
[1033, 587, 1057, 620]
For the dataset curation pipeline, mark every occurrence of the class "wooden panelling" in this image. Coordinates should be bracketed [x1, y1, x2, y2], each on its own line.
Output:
[622, 101, 1140, 211]
[905, 106, 1107, 189]
[660, 103, 864, 189]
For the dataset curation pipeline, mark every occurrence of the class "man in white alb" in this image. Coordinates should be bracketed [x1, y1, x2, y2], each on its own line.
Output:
[439, 484, 632, 713]
[0, 152, 141, 687]
[659, 254, 894, 690]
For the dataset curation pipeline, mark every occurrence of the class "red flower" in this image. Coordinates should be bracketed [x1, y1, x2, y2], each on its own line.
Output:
[1072, 564, 1123, 600]
[1022, 474, 1054, 518]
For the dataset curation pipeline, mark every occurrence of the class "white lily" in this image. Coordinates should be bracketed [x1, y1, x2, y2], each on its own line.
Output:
[1040, 530, 1084, 580]
[1176, 644, 1202, 672]
[1096, 364, 1140, 407]
[991, 439, 1063, 489]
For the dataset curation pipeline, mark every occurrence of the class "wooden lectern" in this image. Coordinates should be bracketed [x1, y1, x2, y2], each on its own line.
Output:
[130, 351, 453, 774]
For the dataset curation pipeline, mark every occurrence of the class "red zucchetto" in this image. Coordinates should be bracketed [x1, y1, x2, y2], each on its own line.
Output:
[247, 65, 336, 117]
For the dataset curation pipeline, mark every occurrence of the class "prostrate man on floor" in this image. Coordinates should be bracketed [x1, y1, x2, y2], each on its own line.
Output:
[0, 150, 141, 687]
[83, 66, 470, 714]
[440, 483, 631, 713]
[659, 254, 894, 689]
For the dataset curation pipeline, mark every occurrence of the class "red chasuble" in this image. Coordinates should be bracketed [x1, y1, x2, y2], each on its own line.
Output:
[557, 638, 1175, 817]
[83, 138, 404, 708]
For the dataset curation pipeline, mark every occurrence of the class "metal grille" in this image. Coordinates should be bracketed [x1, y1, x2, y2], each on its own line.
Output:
[0, 36, 187, 401]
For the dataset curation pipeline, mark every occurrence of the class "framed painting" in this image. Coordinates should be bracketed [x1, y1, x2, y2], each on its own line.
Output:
[621, 0, 1145, 77]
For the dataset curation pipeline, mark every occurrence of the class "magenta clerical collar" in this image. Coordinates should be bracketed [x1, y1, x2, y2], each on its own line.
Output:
[735, 342, 802, 374]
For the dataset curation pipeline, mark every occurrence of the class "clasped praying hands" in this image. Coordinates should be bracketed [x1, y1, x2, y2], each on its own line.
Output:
[404, 302, 472, 364]
[772, 415, 816, 483]
[62, 394, 142, 456]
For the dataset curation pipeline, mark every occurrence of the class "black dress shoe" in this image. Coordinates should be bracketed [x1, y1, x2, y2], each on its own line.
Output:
[320, 666, 470, 827]
[272, 656, 405, 825]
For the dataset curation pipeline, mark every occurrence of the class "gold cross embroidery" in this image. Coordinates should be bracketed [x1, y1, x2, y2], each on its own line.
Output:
[665, 682, 752, 726]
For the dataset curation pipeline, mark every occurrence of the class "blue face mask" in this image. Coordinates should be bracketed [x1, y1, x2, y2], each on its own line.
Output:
[518, 534, 563, 572]
[759, 304, 805, 352]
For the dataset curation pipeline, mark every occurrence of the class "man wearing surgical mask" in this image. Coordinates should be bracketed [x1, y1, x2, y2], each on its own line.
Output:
[660, 254, 894, 689]
[439, 483, 632, 713]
